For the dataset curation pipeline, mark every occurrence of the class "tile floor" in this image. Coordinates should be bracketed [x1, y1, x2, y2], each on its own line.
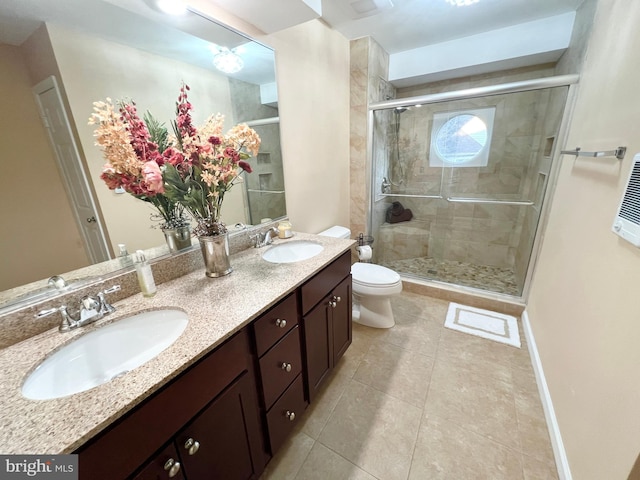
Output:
[259, 292, 558, 480]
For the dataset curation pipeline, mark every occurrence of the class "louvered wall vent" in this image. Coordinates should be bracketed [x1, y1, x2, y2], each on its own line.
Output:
[613, 153, 640, 246]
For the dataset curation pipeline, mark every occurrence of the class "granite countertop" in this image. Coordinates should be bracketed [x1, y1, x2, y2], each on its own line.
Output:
[0, 232, 354, 455]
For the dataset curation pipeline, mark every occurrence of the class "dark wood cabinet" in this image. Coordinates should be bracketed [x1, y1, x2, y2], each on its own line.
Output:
[75, 250, 352, 479]
[76, 330, 268, 480]
[252, 293, 307, 455]
[133, 371, 261, 480]
[132, 444, 185, 480]
[172, 371, 261, 480]
[301, 252, 352, 403]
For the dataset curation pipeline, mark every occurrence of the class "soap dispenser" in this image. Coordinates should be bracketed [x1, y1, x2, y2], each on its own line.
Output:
[134, 250, 157, 297]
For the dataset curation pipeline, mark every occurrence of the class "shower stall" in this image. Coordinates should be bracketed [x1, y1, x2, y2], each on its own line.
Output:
[368, 75, 578, 298]
[243, 117, 286, 225]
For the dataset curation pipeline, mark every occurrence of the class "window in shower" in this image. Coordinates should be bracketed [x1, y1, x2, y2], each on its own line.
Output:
[429, 107, 495, 167]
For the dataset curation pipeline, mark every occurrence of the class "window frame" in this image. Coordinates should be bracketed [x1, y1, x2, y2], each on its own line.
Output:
[429, 106, 496, 167]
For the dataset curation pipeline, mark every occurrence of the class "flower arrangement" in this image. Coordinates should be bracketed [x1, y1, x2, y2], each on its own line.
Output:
[89, 98, 189, 230]
[162, 83, 261, 237]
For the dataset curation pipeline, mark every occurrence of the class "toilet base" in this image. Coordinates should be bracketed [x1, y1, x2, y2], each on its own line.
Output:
[352, 297, 395, 329]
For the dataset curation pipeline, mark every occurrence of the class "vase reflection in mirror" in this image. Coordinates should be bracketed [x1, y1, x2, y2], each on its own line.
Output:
[199, 234, 232, 277]
[162, 225, 192, 254]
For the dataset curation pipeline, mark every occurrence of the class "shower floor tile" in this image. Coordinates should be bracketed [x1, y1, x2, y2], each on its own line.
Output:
[382, 256, 520, 296]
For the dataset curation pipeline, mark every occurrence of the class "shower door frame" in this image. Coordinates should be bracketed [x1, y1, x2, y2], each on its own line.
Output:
[366, 74, 580, 302]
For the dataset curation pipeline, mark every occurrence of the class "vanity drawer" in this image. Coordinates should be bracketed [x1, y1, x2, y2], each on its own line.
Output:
[300, 250, 351, 315]
[259, 325, 302, 410]
[266, 374, 307, 454]
[253, 292, 299, 357]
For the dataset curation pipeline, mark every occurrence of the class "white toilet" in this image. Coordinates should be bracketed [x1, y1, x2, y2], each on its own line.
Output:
[318, 226, 402, 328]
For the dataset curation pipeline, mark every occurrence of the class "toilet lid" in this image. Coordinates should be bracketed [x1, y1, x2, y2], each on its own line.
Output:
[351, 262, 401, 287]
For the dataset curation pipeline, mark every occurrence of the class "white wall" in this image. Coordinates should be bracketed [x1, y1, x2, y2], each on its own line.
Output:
[526, 0, 640, 478]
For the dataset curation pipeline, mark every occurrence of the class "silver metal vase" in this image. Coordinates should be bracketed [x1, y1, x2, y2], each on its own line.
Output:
[162, 225, 192, 254]
[198, 233, 232, 277]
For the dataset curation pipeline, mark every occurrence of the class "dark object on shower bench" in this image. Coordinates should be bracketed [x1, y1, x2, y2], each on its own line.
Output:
[386, 201, 413, 224]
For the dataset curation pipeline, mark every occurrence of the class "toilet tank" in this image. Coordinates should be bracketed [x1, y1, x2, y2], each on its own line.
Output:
[317, 226, 351, 239]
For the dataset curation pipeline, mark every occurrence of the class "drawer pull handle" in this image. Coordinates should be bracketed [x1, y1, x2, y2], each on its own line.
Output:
[164, 459, 181, 477]
[281, 362, 292, 372]
[184, 437, 200, 455]
[286, 410, 296, 421]
[275, 318, 287, 328]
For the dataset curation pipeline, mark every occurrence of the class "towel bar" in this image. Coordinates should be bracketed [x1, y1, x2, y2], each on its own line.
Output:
[560, 146, 626, 160]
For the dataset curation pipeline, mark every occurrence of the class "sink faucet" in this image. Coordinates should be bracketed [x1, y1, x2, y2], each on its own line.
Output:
[36, 285, 121, 332]
[251, 227, 279, 248]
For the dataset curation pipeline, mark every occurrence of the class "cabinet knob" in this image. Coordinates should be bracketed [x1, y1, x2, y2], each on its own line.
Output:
[333, 295, 341, 303]
[184, 437, 200, 455]
[164, 459, 181, 478]
[328, 300, 337, 308]
[286, 410, 296, 421]
[275, 318, 287, 328]
[281, 362, 292, 372]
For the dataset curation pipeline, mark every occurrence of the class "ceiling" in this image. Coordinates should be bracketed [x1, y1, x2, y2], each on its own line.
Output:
[205, 0, 585, 85]
[0, 0, 586, 87]
[319, 0, 585, 54]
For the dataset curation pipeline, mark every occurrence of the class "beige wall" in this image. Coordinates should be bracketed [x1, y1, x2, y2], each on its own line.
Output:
[526, 0, 640, 478]
[0, 43, 88, 291]
[268, 21, 351, 234]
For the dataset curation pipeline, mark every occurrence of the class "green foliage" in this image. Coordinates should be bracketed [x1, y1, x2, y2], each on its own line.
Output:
[144, 111, 169, 153]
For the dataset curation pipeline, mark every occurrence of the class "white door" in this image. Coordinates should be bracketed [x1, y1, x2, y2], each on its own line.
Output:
[33, 76, 110, 263]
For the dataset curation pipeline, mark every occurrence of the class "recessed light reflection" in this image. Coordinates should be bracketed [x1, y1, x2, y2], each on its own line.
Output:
[156, 0, 188, 15]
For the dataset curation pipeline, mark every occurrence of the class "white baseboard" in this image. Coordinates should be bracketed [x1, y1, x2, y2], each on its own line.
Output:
[521, 310, 572, 480]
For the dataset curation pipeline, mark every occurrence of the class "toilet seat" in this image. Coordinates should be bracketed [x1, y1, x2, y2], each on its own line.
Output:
[351, 262, 401, 288]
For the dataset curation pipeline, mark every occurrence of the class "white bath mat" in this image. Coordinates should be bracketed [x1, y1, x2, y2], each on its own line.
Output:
[445, 302, 520, 348]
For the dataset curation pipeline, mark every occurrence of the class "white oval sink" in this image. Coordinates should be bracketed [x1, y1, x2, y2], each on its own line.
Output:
[22, 309, 188, 400]
[262, 240, 324, 264]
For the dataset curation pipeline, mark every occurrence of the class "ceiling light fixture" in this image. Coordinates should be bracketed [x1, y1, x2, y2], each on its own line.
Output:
[211, 46, 244, 74]
[446, 0, 479, 6]
[155, 0, 188, 16]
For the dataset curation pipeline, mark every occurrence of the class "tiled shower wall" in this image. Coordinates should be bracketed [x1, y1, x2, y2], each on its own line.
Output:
[229, 79, 285, 224]
[374, 84, 554, 272]
[350, 37, 394, 239]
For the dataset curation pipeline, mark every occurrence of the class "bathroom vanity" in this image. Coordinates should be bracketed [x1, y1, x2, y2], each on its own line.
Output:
[0, 233, 353, 480]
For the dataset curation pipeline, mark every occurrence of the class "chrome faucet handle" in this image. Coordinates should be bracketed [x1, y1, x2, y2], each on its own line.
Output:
[97, 285, 120, 315]
[35, 305, 77, 332]
[35, 307, 59, 319]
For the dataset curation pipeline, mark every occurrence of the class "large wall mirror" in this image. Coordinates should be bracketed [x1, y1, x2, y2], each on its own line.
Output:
[0, 0, 286, 308]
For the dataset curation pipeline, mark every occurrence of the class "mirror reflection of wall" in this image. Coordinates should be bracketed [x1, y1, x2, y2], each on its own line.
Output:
[0, 0, 284, 297]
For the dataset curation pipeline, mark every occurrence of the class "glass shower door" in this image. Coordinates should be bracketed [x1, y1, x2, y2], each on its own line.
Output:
[371, 83, 570, 297]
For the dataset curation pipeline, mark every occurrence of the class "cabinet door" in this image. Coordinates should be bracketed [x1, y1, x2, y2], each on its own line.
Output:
[175, 371, 265, 480]
[302, 296, 332, 403]
[331, 275, 352, 365]
[132, 444, 185, 480]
